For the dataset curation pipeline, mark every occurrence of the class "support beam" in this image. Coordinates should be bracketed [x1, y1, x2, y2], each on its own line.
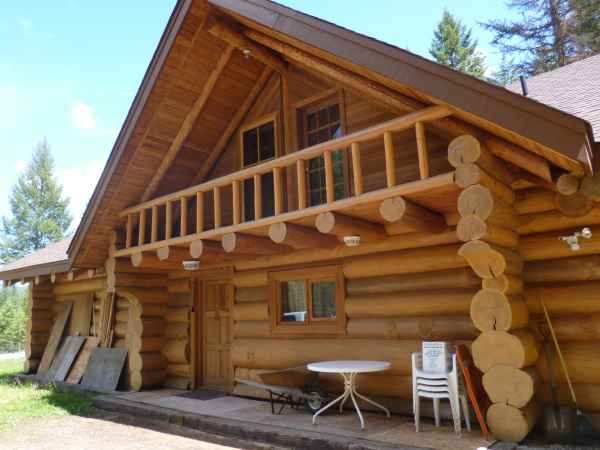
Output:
[315, 211, 385, 242]
[485, 138, 552, 182]
[379, 197, 446, 234]
[189, 239, 225, 259]
[268, 222, 339, 249]
[130, 252, 182, 270]
[415, 121, 429, 179]
[156, 246, 193, 262]
[222, 232, 290, 255]
[140, 45, 235, 202]
[191, 67, 273, 185]
[206, 19, 286, 73]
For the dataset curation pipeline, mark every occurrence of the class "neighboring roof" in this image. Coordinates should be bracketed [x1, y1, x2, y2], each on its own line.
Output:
[508, 53, 600, 143]
[0, 237, 71, 280]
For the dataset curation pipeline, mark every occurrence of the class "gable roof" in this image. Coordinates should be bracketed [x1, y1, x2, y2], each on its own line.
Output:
[1, 0, 597, 280]
[0, 237, 71, 280]
[508, 53, 600, 143]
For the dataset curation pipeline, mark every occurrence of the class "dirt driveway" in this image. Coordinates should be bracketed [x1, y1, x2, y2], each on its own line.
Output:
[0, 407, 283, 450]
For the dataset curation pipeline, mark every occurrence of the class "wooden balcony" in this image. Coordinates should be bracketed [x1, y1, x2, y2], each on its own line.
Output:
[114, 105, 459, 265]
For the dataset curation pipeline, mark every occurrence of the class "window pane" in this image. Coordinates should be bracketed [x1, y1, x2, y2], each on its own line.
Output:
[243, 178, 255, 222]
[281, 280, 307, 322]
[259, 122, 275, 160]
[261, 172, 275, 218]
[242, 129, 258, 166]
[308, 155, 324, 170]
[307, 113, 317, 131]
[331, 125, 342, 139]
[318, 128, 329, 143]
[310, 189, 324, 206]
[307, 131, 318, 147]
[317, 108, 328, 127]
[312, 281, 336, 318]
[329, 104, 340, 122]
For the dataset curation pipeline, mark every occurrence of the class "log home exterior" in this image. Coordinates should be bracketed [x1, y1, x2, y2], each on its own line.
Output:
[2, 0, 600, 443]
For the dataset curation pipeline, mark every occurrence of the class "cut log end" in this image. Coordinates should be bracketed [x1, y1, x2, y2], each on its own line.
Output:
[470, 289, 529, 332]
[556, 173, 580, 196]
[472, 330, 539, 372]
[448, 135, 481, 167]
[487, 402, 541, 443]
[483, 365, 539, 408]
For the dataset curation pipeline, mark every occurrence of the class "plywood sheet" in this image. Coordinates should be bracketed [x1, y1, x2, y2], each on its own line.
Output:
[81, 347, 127, 391]
[45, 336, 86, 382]
[70, 293, 93, 336]
[65, 336, 100, 384]
[37, 302, 73, 375]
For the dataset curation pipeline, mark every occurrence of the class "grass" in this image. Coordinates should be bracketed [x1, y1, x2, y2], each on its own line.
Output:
[0, 356, 93, 431]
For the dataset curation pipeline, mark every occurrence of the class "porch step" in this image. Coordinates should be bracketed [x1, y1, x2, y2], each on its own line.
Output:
[93, 395, 430, 450]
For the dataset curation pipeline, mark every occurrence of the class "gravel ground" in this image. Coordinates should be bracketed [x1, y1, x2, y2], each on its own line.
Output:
[0, 407, 284, 450]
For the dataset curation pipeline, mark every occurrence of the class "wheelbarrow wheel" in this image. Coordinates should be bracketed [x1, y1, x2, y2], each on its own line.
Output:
[304, 386, 328, 414]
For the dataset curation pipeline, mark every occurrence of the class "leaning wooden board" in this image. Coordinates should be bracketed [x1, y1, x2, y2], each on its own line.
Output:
[45, 336, 86, 382]
[81, 347, 127, 391]
[37, 303, 73, 375]
[66, 336, 100, 384]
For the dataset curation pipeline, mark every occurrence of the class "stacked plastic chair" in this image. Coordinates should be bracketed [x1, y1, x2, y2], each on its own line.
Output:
[412, 352, 471, 436]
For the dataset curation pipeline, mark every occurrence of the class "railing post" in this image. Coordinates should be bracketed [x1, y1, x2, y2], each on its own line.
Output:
[196, 191, 204, 233]
[416, 121, 429, 179]
[273, 167, 283, 215]
[214, 186, 221, 228]
[350, 142, 363, 195]
[254, 174, 262, 219]
[125, 214, 132, 248]
[384, 130, 396, 188]
[166, 200, 172, 240]
[297, 159, 307, 210]
[138, 209, 146, 246]
[151, 206, 158, 243]
[324, 150, 334, 204]
[232, 180, 241, 225]
[180, 196, 188, 236]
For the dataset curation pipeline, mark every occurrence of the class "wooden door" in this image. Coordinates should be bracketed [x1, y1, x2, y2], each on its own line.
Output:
[202, 281, 233, 390]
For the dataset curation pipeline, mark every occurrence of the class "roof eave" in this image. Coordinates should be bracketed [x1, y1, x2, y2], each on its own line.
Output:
[0, 260, 70, 282]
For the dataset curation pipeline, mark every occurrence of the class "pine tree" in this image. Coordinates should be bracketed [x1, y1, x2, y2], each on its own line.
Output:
[493, 53, 521, 86]
[0, 285, 27, 352]
[572, 0, 600, 56]
[1, 140, 72, 263]
[430, 10, 486, 78]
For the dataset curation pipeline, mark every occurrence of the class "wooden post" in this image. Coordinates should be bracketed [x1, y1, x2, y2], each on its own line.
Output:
[415, 121, 429, 179]
[196, 191, 204, 233]
[213, 186, 221, 229]
[138, 209, 146, 246]
[126, 214, 132, 248]
[180, 197, 188, 236]
[384, 131, 396, 188]
[165, 201, 172, 240]
[232, 180, 241, 225]
[273, 167, 283, 215]
[297, 159, 307, 209]
[324, 150, 334, 203]
[253, 174, 262, 219]
[151, 206, 158, 243]
[351, 142, 363, 195]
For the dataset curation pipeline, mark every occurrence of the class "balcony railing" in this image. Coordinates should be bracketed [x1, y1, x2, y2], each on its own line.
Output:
[115, 105, 453, 257]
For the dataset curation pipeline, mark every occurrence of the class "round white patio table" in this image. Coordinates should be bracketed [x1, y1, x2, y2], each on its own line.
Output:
[307, 360, 392, 429]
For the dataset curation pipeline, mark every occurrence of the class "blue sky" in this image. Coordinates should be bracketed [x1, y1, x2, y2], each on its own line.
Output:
[0, 1, 514, 230]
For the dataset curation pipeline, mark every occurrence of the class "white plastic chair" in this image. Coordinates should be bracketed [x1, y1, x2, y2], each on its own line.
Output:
[412, 352, 470, 436]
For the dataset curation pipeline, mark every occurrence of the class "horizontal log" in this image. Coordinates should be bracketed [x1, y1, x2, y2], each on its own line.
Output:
[232, 301, 269, 321]
[520, 226, 600, 261]
[164, 376, 190, 390]
[536, 342, 600, 384]
[485, 137, 552, 182]
[482, 274, 523, 294]
[167, 277, 192, 294]
[530, 313, 600, 342]
[127, 336, 165, 354]
[116, 299, 130, 310]
[343, 244, 468, 279]
[139, 304, 168, 317]
[472, 329, 539, 372]
[346, 290, 474, 318]
[482, 366, 540, 408]
[456, 215, 518, 248]
[114, 322, 128, 339]
[514, 188, 556, 215]
[130, 369, 166, 391]
[541, 383, 600, 412]
[232, 338, 422, 375]
[166, 363, 191, 378]
[165, 322, 188, 339]
[129, 317, 166, 337]
[379, 197, 446, 234]
[129, 351, 166, 372]
[232, 270, 268, 288]
[470, 289, 529, 332]
[118, 288, 168, 305]
[346, 269, 480, 296]
[347, 317, 478, 340]
[315, 211, 384, 243]
[555, 191, 594, 217]
[166, 307, 189, 323]
[232, 320, 271, 338]
[25, 344, 45, 359]
[222, 232, 288, 255]
[519, 207, 600, 235]
[52, 277, 105, 296]
[115, 310, 129, 323]
[487, 401, 541, 443]
[524, 282, 600, 314]
[27, 332, 49, 345]
[235, 286, 268, 303]
[161, 339, 189, 364]
[115, 272, 168, 288]
[268, 222, 338, 249]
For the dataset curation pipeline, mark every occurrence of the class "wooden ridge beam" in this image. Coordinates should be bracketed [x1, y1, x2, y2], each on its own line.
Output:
[268, 222, 339, 249]
[315, 211, 385, 243]
[222, 232, 291, 255]
[379, 197, 446, 234]
[191, 67, 274, 185]
[140, 44, 235, 202]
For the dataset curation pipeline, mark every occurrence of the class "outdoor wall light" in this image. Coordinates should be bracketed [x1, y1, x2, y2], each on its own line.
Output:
[182, 260, 200, 271]
[343, 236, 361, 247]
[559, 227, 592, 251]
[242, 48, 252, 59]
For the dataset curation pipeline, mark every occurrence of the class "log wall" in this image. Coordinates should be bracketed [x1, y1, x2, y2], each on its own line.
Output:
[24, 281, 55, 373]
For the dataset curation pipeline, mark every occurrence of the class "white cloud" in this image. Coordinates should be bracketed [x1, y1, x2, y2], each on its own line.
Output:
[70, 102, 96, 130]
[14, 160, 27, 173]
[57, 160, 104, 228]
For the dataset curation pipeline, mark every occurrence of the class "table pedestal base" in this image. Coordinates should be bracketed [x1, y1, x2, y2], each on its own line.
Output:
[312, 372, 391, 429]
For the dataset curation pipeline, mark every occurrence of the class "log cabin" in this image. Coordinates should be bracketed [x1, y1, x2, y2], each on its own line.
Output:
[2, 0, 600, 443]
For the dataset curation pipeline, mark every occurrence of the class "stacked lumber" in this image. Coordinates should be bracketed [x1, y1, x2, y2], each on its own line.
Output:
[449, 135, 540, 442]
[24, 282, 55, 373]
[162, 276, 192, 390]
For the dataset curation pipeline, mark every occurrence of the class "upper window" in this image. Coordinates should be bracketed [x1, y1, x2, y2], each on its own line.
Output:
[240, 115, 278, 221]
[270, 266, 345, 335]
[299, 94, 347, 206]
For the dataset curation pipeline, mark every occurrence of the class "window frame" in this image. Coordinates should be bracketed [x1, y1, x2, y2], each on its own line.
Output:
[269, 265, 346, 336]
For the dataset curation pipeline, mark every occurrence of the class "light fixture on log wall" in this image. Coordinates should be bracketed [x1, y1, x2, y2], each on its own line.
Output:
[559, 227, 592, 251]
[343, 236, 361, 247]
[182, 260, 200, 271]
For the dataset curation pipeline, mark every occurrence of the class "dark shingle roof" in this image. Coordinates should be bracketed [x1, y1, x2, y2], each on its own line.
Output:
[0, 237, 71, 280]
[508, 54, 600, 142]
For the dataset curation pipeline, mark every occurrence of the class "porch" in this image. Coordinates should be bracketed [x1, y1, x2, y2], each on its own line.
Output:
[96, 388, 491, 450]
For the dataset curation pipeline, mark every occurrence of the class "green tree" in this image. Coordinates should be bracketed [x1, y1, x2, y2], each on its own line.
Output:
[0, 285, 27, 352]
[493, 53, 521, 85]
[1, 140, 72, 263]
[430, 10, 487, 78]
[572, 0, 600, 56]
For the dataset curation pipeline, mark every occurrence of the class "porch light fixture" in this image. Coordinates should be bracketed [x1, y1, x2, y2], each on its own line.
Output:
[182, 260, 200, 271]
[559, 227, 592, 251]
[343, 236, 361, 247]
[242, 48, 252, 59]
